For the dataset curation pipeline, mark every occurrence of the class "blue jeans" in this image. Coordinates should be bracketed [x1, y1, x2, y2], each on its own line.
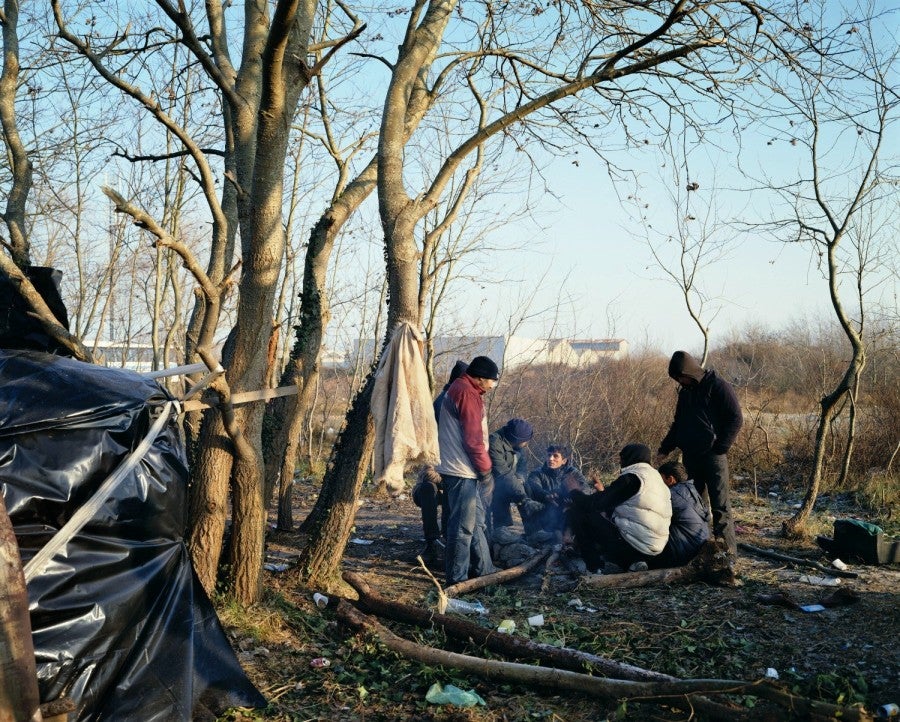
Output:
[442, 474, 495, 585]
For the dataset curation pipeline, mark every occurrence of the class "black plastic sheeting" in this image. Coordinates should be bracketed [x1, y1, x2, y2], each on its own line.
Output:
[0, 348, 266, 721]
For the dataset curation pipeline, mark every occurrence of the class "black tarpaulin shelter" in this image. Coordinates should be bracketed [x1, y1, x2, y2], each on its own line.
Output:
[0, 348, 265, 721]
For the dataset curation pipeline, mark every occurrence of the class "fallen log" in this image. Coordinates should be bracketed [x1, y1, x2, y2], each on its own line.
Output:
[343, 571, 748, 720]
[443, 548, 550, 598]
[336, 599, 873, 721]
[738, 543, 859, 578]
[580, 540, 738, 588]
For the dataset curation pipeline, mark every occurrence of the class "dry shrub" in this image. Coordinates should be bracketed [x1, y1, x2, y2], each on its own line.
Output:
[490, 352, 673, 474]
[855, 470, 899, 516]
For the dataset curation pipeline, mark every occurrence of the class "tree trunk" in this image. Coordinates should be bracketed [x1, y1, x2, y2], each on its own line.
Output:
[188, 410, 234, 593]
[0, 0, 33, 269]
[0, 492, 41, 722]
[294, 372, 377, 593]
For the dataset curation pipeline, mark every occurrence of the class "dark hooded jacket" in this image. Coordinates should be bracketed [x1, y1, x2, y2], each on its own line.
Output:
[488, 428, 529, 502]
[659, 352, 743, 457]
[661, 479, 710, 566]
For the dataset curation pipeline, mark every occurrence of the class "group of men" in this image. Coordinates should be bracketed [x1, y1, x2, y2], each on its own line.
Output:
[412, 350, 743, 586]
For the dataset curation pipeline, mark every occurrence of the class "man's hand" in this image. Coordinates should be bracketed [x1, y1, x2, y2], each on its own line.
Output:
[519, 499, 544, 517]
[423, 467, 443, 486]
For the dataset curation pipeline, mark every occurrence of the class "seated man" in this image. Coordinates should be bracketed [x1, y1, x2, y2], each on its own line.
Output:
[650, 461, 710, 568]
[524, 444, 589, 544]
[487, 418, 534, 543]
[567, 443, 672, 572]
[411, 466, 449, 562]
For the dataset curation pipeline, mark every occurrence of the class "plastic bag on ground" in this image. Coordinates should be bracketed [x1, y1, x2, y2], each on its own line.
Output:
[425, 682, 486, 707]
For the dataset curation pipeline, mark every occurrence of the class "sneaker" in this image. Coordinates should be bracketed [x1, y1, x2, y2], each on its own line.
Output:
[628, 561, 648, 572]
[420, 538, 445, 562]
[492, 526, 523, 545]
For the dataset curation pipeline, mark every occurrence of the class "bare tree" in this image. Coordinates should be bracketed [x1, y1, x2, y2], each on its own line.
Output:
[292, 0, 812, 591]
[751, 16, 899, 536]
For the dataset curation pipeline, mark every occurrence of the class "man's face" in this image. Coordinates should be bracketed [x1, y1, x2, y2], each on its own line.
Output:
[661, 474, 677, 488]
[472, 376, 497, 392]
[547, 451, 566, 469]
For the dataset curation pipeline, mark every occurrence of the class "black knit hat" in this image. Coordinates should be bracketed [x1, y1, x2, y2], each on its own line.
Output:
[619, 443, 652, 467]
[467, 355, 500, 380]
[503, 418, 534, 444]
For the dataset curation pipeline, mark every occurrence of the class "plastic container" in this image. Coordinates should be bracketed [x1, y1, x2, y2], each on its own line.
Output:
[445, 598, 488, 615]
[877, 703, 899, 718]
[527, 614, 545, 627]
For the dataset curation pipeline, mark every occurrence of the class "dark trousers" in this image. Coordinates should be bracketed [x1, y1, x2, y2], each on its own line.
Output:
[568, 496, 646, 571]
[683, 452, 736, 554]
[490, 473, 526, 530]
[412, 479, 448, 541]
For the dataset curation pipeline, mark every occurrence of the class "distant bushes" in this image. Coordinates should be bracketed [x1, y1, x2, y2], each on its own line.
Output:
[484, 326, 899, 498]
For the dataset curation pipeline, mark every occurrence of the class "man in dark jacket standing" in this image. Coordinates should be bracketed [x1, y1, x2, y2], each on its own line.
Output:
[436, 355, 500, 585]
[657, 351, 743, 554]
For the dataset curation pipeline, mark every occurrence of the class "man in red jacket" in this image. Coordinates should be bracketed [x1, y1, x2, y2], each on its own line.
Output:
[436, 355, 500, 585]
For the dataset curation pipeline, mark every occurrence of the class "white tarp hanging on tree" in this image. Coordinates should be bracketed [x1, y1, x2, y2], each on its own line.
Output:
[371, 322, 439, 495]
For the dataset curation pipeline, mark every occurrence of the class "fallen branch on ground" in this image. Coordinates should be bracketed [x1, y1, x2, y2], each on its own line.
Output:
[335, 599, 873, 721]
[343, 571, 747, 720]
[580, 540, 737, 588]
[443, 548, 550, 598]
[738, 543, 859, 578]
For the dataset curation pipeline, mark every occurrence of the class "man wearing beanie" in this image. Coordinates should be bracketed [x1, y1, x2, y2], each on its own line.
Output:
[412, 360, 468, 564]
[567, 443, 672, 573]
[487, 418, 535, 543]
[657, 350, 743, 555]
[435, 355, 500, 585]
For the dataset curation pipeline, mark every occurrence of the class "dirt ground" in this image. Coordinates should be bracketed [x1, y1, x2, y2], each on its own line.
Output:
[220, 482, 900, 721]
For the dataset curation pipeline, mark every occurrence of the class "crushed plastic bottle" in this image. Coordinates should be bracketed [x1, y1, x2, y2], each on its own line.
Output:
[445, 598, 488, 615]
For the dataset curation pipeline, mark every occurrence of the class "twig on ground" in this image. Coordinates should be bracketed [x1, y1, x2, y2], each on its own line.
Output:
[443, 548, 551, 597]
[415, 555, 448, 612]
[738, 543, 859, 578]
[540, 547, 561, 593]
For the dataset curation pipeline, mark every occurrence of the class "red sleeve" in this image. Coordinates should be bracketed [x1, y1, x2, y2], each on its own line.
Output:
[448, 379, 492, 474]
